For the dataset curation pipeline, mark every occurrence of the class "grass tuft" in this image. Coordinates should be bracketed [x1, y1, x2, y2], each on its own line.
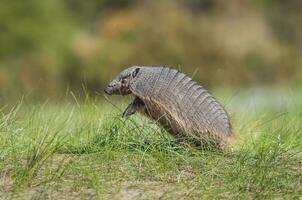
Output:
[0, 92, 301, 199]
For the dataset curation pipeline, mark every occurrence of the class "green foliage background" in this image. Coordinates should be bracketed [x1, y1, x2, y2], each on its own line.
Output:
[0, 0, 301, 100]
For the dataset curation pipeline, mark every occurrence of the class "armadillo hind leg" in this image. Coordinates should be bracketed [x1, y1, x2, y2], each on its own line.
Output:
[174, 133, 230, 151]
[122, 97, 146, 118]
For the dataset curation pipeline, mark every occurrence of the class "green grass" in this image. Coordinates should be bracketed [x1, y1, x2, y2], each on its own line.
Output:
[0, 90, 302, 199]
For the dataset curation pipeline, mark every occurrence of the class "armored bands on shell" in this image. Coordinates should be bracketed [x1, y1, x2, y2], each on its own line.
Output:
[105, 66, 234, 149]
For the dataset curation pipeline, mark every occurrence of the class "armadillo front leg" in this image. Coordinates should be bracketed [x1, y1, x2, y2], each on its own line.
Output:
[122, 97, 146, 117]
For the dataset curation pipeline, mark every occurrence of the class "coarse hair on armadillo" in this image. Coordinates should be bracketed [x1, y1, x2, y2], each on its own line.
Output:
[129, 66, 234, 142]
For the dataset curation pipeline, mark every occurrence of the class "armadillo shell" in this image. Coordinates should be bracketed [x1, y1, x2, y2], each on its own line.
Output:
[130, 66, 233, 140]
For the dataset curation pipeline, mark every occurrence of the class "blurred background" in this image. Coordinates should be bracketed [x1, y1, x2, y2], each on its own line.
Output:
[0, 0, 301, 102]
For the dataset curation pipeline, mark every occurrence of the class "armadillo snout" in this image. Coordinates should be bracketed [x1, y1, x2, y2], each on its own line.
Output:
[104, 80, 120, 95]
[104, 81, 131, 95]
[104, 86, 114, 95]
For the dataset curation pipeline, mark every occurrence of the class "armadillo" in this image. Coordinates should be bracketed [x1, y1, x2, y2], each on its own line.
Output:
[104, 66, 234, 149]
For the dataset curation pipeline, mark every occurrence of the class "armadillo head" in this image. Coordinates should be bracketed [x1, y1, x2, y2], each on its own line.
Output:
[104, 66, 140, 95]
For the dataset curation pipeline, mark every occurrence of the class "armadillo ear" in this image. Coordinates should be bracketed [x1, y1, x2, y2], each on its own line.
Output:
[132, 68, 140, 78]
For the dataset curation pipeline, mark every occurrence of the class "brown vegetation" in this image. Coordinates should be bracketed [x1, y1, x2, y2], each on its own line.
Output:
[0, 0, 301, 100]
